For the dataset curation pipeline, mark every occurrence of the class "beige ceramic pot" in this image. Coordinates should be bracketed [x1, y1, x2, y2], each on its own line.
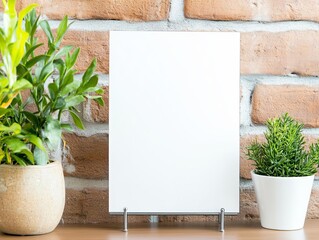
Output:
[0, 161, 65, 235]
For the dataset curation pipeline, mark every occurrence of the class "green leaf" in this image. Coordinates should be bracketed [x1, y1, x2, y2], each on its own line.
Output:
[54, 58, 66, 76]
[36, 84, 44, 99]
[66, 47, 80, 69]
[12, 79, 32, 92]
[25, 9, 40, 38]
[21, 149, 35, 164]
[5, 150, 11, 164]
[0, 76, 9, 88]
[0, 31, 5, 53]
[83, 86, 102, 93]
[22, 111, 39, 126]
[22, 43, 44, 63]
[48, 42, 56, 52]
[41, 101, 52, 117]
[10, 29, 29, 69]
[5, 138, 29, 153]
[0, 123, 21, 135]
[48, 82, 58, 100]
[25, 135, 46, 151]
[65, 95, 85, 108]
[61, 123, 73, 132]
[16, 64, 33, 82]
[12, 154, 27, 166]
[60, 80, 81, 96]
[55, 16, 69, 47]
[93, 96, 104, 106]
[88, 75, 99, 87]
[85, 94, 104, 106]
[8, 1, 37, 68]
[70, 111, 84, 130]
[56, 16, 68, 36]
[42, 116, 62, 150]
[81, 74, 98, 92]
[85, 94, 102, 100]
[61, 69, 76, 88]
[95, 88, 104, 95]
[53, 97, 66, 110]
[40, 20, 54, 43]
[26, 54, 48, 68]
[55, 45, 73, 59]
[10, 93, 21, 106]
[38, 62, 54, 82]
[34, 147, 48, 165]
[82, 59, 96, 83]
[0, 149, 5, 163]
[18, 3, 39, 28]
[0, 108, 10, 117]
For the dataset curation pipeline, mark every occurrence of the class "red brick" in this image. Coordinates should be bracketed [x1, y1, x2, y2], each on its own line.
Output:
[62, 133, 108, 179]
[38, 30, 319, 76]
[159, 189, 259, 223]
[83, 86, 109, 123]
[241, 31, 319, 76]
[63, 31, 109, 73]
[251, 85, 319, 127]
[158, 186, 319, 222]
[307, 187, 319, 219]
[237, 188, 259, 222]
[63, 188, 149, 223]
[185, 0, 319, 22]
[36, 30, 109, 73]
[12, 0, 169, 21]
[62, 186, 319, 224]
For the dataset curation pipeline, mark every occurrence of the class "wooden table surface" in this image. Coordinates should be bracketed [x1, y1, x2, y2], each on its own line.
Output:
[0, 220, 318, 239]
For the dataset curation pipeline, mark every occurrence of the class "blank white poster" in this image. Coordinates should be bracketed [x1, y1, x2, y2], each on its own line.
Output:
[109, 31, 240, 214]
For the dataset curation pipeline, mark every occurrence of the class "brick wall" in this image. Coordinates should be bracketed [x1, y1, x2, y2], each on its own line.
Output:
[5, 0, 319, 224]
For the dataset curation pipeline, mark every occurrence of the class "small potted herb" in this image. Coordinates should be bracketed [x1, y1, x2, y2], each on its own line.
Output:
[247, 113, 319, 230]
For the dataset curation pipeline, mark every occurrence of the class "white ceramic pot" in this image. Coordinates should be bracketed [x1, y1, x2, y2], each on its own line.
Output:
[251, 170, 314, 230]
[0, 161, 65, 235]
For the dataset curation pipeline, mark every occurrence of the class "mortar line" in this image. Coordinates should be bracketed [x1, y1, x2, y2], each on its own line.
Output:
[41, 19, 319, 32]
[64, 176, 109, 190]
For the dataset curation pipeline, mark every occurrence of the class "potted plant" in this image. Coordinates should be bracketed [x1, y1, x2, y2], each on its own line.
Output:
[0, 0, 104, 235]
[247, 113, 319, 230]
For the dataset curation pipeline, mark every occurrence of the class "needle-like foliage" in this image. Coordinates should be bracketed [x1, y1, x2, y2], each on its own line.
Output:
[247, 113, 319, 177]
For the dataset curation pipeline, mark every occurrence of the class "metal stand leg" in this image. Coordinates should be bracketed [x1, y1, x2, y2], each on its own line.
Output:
[218, 208, 225, 232]
[123, 208, 128, 232]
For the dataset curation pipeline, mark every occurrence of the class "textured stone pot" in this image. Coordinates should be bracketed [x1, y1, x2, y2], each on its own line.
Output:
[251, 170, 314, 230]
[0, 161, 65, 235]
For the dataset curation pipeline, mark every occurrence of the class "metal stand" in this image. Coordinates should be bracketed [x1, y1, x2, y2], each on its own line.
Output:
[218, 208, 225, 232]
[123, 208, 128, 232]
[122, 207, 226, 232]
